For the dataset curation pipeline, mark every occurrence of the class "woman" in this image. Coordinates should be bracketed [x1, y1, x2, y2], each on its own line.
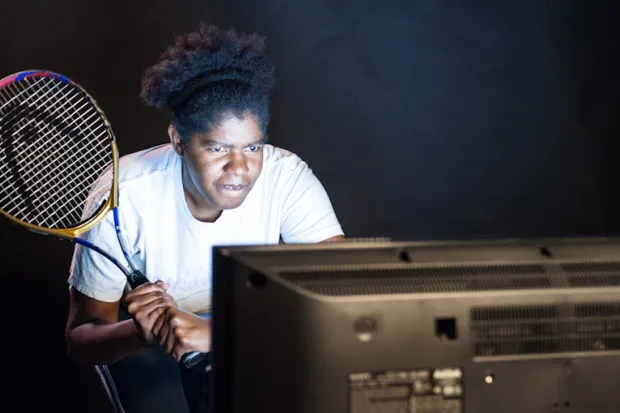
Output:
[66, 23, 344, 412]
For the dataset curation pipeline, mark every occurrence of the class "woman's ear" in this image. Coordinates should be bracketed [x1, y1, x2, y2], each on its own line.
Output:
[169, 124, 184, 156]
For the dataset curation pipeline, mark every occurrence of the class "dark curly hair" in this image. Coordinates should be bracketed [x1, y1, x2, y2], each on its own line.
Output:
[140, 23, 276, 142]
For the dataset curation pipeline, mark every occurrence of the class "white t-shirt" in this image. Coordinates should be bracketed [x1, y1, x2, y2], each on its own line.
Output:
[68, 143, 343, 314]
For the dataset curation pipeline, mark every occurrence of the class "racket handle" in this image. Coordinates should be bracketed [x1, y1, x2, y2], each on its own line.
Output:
[126, 270, 206, 369]
[181, 351, 206, 369]
[127, 270, 149, 288]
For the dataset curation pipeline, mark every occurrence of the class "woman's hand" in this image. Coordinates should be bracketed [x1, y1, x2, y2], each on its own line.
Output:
[154, 307, 212, 361]
[123, 281, 176, 343]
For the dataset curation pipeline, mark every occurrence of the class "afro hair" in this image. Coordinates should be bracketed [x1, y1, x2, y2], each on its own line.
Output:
[140, 23, 276, 142]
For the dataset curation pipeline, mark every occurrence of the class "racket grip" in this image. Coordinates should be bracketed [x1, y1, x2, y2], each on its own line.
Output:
[126, 269, 205, 369]
[181, 351, 206, 369]
[128, 270, 149, 288]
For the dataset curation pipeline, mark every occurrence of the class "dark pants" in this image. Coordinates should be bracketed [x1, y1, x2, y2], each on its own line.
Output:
[115, 306, 212, 413]
[179, 354, 212, 413]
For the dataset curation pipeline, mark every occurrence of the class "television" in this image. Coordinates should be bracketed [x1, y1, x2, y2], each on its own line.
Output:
[209, 237, 620, 413]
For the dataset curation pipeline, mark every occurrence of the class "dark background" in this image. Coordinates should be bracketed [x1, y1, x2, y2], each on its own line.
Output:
[1, 0, 619, 411]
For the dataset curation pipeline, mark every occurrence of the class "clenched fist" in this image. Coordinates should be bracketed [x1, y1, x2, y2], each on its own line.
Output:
[154, 307, 212, 361]
[123, 281, 176, 343]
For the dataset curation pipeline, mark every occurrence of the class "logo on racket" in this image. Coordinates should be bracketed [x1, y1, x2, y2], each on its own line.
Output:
[0, 100, 100, 217]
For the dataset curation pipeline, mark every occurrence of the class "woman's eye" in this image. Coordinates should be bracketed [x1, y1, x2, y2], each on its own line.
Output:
[209, 147, 224, 153]
[247, 146, 260, 152]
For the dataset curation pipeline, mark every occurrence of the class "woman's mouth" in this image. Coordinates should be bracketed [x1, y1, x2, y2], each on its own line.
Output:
[217, 184, 244, 191]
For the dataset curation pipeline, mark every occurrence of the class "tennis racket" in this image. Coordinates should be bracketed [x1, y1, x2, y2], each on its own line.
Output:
[0, 70, 204, 369]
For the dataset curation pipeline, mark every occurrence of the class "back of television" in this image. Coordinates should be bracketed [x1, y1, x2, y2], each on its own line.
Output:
[211, 237, 620, 413]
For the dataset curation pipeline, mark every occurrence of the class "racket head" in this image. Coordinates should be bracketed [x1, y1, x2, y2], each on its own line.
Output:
[0, 70, 119, 240]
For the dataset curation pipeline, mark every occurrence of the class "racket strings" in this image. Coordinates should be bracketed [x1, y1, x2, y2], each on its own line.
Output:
[0, 79, 52, 213]
[0, 77, 104, 217]
[1, 120, 108, 202]
[2, 81, 72, 138]
[4, 87, 94, 160]
[0, 78, 95, 174]
[17, 144, 112, 226]
[27, 78, 113, 226]
[1, 122, 111, 227]
[1, 84, 105, 199]
[0, 75, 114, 230]
[37, 147, 113, 227]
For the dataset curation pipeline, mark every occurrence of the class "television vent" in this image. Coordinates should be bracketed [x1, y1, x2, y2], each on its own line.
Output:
[472, 302, 620, 357]
[279, 265, 551, 296]
[562, 262, 620, 287]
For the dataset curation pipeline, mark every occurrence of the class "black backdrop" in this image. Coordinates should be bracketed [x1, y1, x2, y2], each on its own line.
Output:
[1, 1, 619, 411]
